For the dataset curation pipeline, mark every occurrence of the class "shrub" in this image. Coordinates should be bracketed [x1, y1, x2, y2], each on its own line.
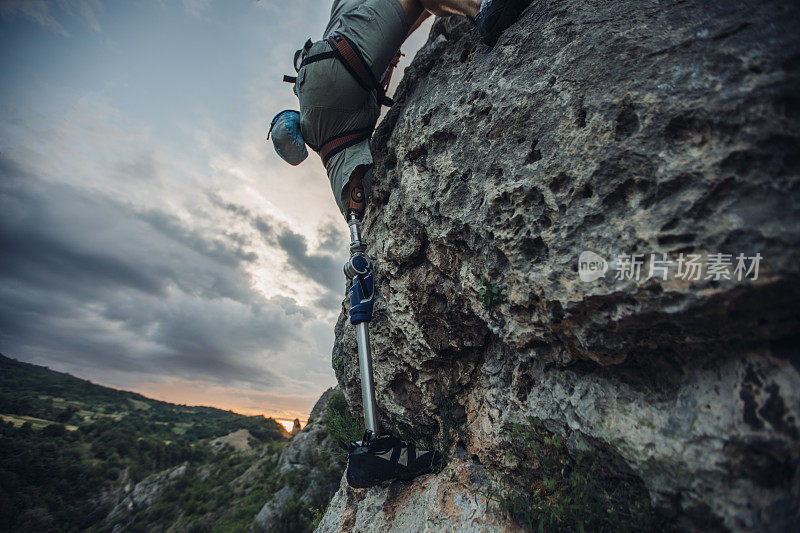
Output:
[324, 391, 363, 463]
[495, 418, 671, 532]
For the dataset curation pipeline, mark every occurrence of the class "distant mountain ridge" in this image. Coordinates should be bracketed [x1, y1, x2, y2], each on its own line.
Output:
[0, 353, 247, 417]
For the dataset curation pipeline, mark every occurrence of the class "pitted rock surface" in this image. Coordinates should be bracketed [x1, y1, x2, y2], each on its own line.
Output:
[328, 0, 799, 530]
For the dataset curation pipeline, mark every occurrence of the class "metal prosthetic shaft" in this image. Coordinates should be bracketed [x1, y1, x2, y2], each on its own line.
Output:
[344, 213, 379, 438]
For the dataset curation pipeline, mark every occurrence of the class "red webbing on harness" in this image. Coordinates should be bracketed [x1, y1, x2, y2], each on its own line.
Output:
[327, 33, 376, 92]
[381, 50, 404, 92]
[319, 128, 371, 165]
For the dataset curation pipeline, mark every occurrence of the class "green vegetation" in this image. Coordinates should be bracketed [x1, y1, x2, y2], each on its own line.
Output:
[425, 385, 461, 473]
[479, 275, 503, 310]
[324, 390, 363, 463]
[0, 354, 290, 532]
[493, 418, 670, 532]
[309, 505, 327, 530]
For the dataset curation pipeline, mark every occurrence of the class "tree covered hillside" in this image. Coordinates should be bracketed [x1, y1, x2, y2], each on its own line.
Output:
[0, 353, 298, 532]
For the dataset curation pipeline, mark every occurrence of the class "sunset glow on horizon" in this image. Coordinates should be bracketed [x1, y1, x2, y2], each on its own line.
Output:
[276, 419, 300, 433]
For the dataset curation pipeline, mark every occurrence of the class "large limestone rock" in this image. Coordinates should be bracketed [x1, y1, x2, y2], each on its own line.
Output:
[328, 0, 800, 530]
[255, 387, 343, 530]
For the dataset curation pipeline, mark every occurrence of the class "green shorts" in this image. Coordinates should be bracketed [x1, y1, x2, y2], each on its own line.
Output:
[296, 0, 410, 218]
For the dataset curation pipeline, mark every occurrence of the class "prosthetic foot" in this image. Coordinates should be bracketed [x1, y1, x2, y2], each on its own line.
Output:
[474, 0, 534, 47]
[347, 431, 441, 489]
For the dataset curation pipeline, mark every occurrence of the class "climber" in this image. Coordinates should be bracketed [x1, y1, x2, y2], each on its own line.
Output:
[267, 0, 532, 489]
[268, 0, 534, 222]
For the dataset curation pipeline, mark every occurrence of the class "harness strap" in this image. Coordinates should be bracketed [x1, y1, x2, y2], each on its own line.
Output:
[284, 33, 394, 107]
[283, 51, 337, 85]
[390, 443, 402, 465]
[380, 50, 404, 93]
[326, 33, 376, 92]
[314, 127, 372, 166]
[301, 51, 336, 68]
[326, 32, 393, 107]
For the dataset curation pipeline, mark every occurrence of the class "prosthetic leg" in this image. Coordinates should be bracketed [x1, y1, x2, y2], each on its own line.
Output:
[344, 211, 379, 439]
[342, 172, 379, 438]
[342, 173, 440, 489]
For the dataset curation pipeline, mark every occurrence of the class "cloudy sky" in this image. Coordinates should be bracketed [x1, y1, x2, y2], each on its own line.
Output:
[0, 0, 431, 423]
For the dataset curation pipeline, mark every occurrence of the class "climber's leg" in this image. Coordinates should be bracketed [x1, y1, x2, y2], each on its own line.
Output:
[473, 0, 534, 46]
[341, 165, 367, 219]
[396, 0, 425, 25]
[418, 0, 481, 18]
[342, 164, 441, 489]
[403, 0, 533, 47]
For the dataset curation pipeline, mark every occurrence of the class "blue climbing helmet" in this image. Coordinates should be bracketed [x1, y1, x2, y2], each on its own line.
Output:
[267, 109, 308, 166]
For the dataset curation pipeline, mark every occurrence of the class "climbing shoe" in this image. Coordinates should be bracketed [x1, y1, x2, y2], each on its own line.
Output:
[346, 432, 440, 488]
[474, 0, 534, 47]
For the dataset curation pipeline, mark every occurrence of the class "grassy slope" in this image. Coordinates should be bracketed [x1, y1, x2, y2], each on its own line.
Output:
[0, 353, 291, 532]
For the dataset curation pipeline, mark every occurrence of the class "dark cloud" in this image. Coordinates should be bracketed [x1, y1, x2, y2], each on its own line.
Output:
[277, 228, 343, 297]
[139, 208, 259, 266]
[230, 210, 347, 302]
[317, 222, 349, 254]
[207, 191, 254, 218]
[0, 153, 324, 390]
[0, 220, 166, 296]
[254, 216, 274, 240]
[0, 174, 165, 297]
[0, 152, 31, 178]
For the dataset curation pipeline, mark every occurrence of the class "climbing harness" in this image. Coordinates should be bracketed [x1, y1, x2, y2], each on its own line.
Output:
[281, 32, 399, 166]
[380, 49, 404, 93]
[284, 32, 394, 106]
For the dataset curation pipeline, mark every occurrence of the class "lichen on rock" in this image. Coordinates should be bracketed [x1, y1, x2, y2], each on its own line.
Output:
[326, 0, 799, 531]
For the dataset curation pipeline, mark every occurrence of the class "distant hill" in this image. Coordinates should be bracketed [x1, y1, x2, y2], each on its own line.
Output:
[0, 353, 294, 532]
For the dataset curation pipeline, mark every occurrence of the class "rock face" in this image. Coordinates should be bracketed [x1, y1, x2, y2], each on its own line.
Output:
[255, 387, 343, 531]
[316, 453, 515, 533]
[327, 0, 800, 531]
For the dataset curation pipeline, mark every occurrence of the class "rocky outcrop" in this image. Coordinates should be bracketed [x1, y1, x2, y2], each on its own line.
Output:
[327, 0, 800, 531]
[254, 387, 344, 530]
[107, 464, 187, 521]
